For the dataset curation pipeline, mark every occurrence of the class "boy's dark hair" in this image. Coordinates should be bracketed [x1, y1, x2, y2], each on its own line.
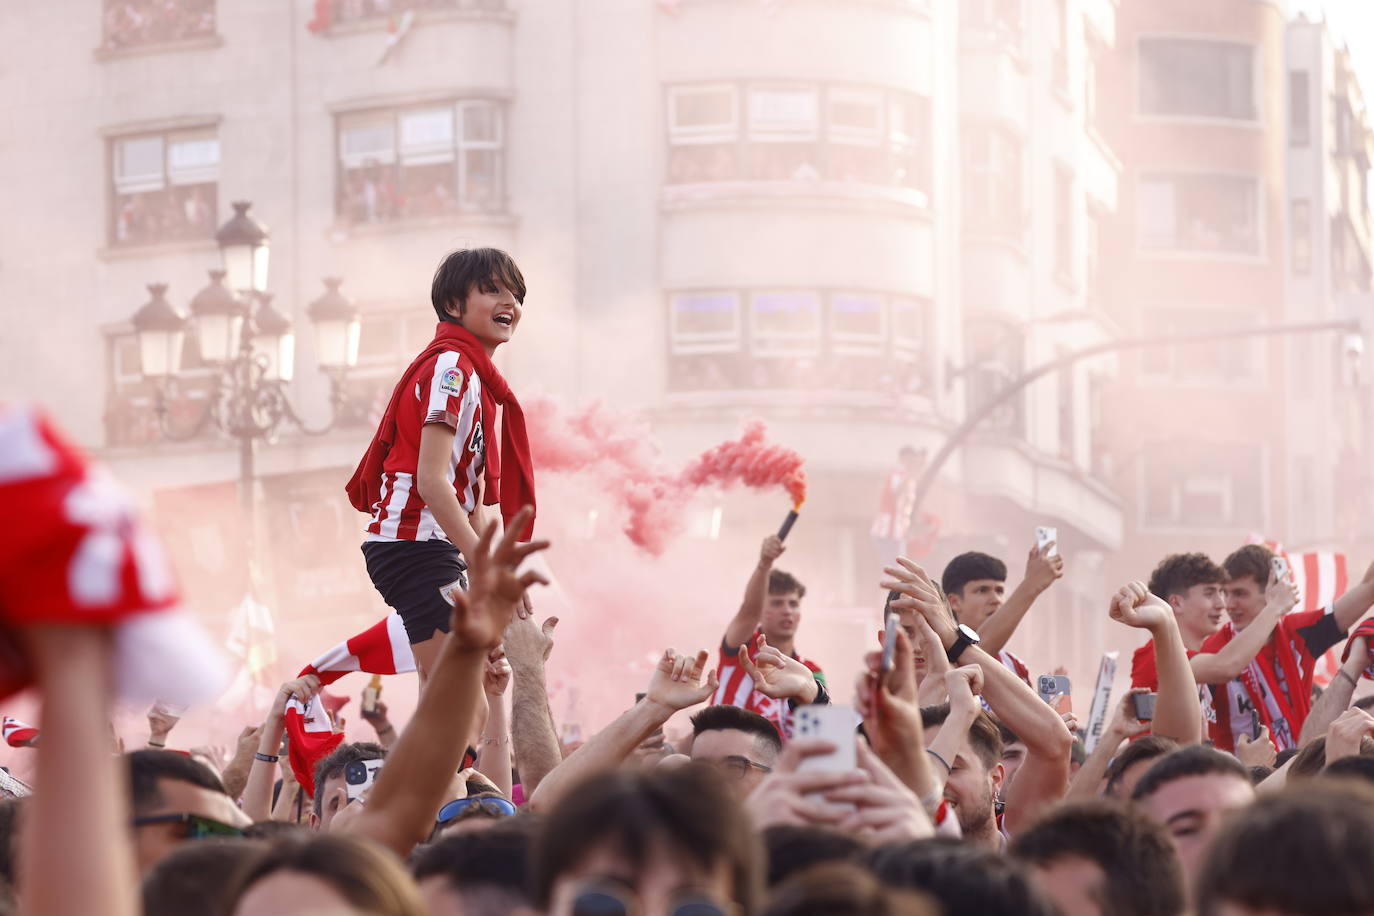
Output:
[126, 750, 228, 816]
[941, 552, 1007, 598]
[762, 825, 864, 888]
[530, 766, 762, 913]
[1289, 735, 1374, 782]
[1104, 735, 1178, 797]
[764, 861, 936, 916]
[430, 248, 526, 323]
[1275, 746, 1301, 767]
[868, 837, 1056, 916]
[1222, 544, 1275, 589]
[691, 705, 784, 757]
[223, 833, 426, 915]
[768, 569, 806, 599]
[412, 817, 536, 902]
[1011, 800, 1186, 916]
[1197, 784, 1374, 916]
[1322, 754, 1374, 788]
[1247, 765, 1274, 785]
[920, 704, 1003, 771]
[141, 839, 265, 916]
[1147, 553, 1225, 603]
[313, 742, 387, 818]
[1131, 745, 1249, 803]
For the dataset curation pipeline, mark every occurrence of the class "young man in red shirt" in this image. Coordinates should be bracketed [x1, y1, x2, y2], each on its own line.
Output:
[347, 248, 536, 680]
[709, 534, 827, 737]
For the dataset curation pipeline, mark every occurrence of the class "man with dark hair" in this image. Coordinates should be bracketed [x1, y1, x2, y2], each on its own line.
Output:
[1196, 783, 1374, 916]
[126, 749, 250, 874]
[1130, 745, 1254, 902]
[1011, 800, 1186, 916]
[140, 839, 264, 916]
[1132, 553, 1227, 689]
[531, 766, 763, 916]
[940, 545, 1063, 685]
[689, 705, 783, 799]
[868, 837, 1057, 916]
[311, 741, 386, 830]
[762, 825, 864, 888]
[1197, 543, 1374, 752]
[1103, 735, 1177, 799]
[711, 534, 826, 737]
[413, 817, 536, 916]
[919, 704, 1005, 846]
[347, 246, 537, 681]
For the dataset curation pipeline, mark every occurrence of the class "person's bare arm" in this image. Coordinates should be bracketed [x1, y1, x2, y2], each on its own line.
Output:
[1109, 583, 1203, 744]
[884, 560, 1072, 836]
[527, 648, 718, 813]
[1299, 635, 1367, 746]
[219, 725, 260, 801]
[1334, 560, 1374, 632]
[345, 509, 548, 856]
[417, 423, 482, 560]
[504, 614, 561, 795]
[242, 675, 320, 822]
[724, 536, 785, 651]
[476, 649, 514, 799]
[21, 627, 138, 916]
[854, 627, 938, 803]
[1066, 690, 1149, 801]
[1190, 576, 1300, 684]
[979, 543, 1064, 656]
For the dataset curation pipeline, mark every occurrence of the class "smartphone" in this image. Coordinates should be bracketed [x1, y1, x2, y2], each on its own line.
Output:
[1250, 713, 1264, 742]
[1132, 692, 1158, 722]
[1035, 526, 1058, 557]
[1271, 556, 1290, 584]
[793, 706, 858, 773]
[152, 700, 189, 718]
[880, 615, 899, 673]
[344, 758, 384, 801]
[1037, 675, 1071, 703]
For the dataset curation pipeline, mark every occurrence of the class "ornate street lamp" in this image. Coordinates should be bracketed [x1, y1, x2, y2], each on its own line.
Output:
[306, 277, 362, 371]
[217, 201, 270, 296]
[252, 293, 296, 383]
[188, 269, 247, 365]
[130, 283, 187, 379]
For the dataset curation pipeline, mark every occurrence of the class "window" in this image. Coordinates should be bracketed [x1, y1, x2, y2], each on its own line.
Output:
[104, 331, 216, 446]
[1289, 71, 1310, 147]
[101, 0, 215, 51]
[1139, 39, 1256, 121]
[1143, 441, 1264, 528]
[665, 289, 931, 396]
[1051, 0, 1069, 92]
[1138, 173, 1259, 255]
[1085, 33, 1105, 135]
[1085, 205, 1108, 309]
[109, 129, 219, 247]
[964, 320, 1025, 435]
[963, 0, 1025, 46]
[1054, 167, 1074, 281]
[1140, 309, 1259, 381]
[320, 0, 497, 27]
[665, 82, 931, 198]
[336, 100, 504, 225]
[963, 125, 1024, 240]
[1292, 199, 1312, 275]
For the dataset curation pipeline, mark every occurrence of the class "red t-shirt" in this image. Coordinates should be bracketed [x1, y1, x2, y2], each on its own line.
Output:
[365, 349, 486, 542]
[710, 631, 824, 739]
[1130, 639, 1213, 731]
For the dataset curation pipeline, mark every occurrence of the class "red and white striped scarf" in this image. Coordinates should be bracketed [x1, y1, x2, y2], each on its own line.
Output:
[285, 614, 415, 795]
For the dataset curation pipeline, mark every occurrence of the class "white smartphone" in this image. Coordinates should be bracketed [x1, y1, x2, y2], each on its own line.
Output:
[152, 700, 189, 718]
[1035, 526, 1058, 557]
[793, 705, 858, 774]
[880, 614, 898, 673]
[1271, 556, 1290, 583]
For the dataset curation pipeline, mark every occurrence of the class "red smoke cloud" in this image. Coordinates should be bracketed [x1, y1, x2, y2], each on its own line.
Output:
[526, 399, 807, 555]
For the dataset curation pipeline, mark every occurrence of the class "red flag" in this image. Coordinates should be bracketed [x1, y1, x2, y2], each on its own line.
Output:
[285, 613, 416, 794]
[2, 717, 37, 747]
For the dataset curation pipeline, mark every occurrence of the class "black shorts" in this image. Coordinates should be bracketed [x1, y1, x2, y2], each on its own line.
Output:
[361, 539, 468, 645]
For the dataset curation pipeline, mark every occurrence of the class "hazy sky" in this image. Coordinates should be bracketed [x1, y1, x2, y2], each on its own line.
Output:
[1294, 0, 1374, 103]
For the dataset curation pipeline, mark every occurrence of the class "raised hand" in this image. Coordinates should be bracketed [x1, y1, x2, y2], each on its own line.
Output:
[147, 702, 181, 744]
[739, 635, 817, 702]
[1106, 688, 1152, 742]
[1236, 726, 1277, 768]
[827, 740, 932, 843]
[1024, 542, 1065, 592]
[645, 648, 719, 713]
[1265, 573, 1301, 615]
[944, 665, 984, 720]
[1109, 582, 1171, 630]
[745, 737, 867, 830]
[483, 647, 513, 696]
[881, 558, 956, 646]
[453, 507, 550, 653]
[1327, 707, 1374, 764]
[759, 535, 786, 567]
[504, 613, 559, 669]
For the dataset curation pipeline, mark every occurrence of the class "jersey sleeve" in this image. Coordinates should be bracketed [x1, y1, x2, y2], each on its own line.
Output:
[1292, 607, 1344, 659]
[422, 351, 473, 430]
[1130, 641, 1158, 690]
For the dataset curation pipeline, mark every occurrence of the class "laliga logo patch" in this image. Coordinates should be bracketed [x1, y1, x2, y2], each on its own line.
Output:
[439, 367, 463, 396]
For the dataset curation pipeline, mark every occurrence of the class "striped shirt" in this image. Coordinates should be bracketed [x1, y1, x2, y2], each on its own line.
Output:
[365, 350, 485, 542]
[710, 631, 825, 738]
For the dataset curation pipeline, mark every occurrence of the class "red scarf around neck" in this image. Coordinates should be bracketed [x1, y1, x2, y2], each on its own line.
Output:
[1210, 620, 1311, 750]
[345, 322, 536, 540]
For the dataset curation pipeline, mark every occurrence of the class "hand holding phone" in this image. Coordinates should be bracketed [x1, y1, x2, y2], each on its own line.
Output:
[1037, 674, 1071, 703]
[344, 758, 384, 801]
[1132, 692, 1158, 723]
[1035, 526, 1059, 558]
[880, 615, 898, 674]
[1271, 556, 1290, 584]
[793, 706, 858, 774]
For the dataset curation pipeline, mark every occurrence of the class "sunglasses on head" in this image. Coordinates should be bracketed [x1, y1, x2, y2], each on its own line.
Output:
[436, 795, 518, 825]
[132, 812, 244, 840]
[571, 882, 735, 916]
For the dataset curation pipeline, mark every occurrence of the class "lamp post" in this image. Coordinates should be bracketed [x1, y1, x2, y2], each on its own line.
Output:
[129, 200, 360, 590]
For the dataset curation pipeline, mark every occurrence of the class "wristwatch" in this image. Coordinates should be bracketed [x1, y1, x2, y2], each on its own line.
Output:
[946, 624, 981, 664]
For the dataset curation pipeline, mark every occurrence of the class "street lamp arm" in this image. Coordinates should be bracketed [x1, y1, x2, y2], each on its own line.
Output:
[905, 318, 1361, 535]
[274, 371, 349, 437]
[150, 378, 224, 443]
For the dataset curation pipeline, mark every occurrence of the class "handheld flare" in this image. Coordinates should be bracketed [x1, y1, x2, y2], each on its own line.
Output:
[778, 505, 801, 541]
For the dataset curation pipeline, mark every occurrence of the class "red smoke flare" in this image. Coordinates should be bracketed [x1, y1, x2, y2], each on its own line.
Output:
[526, 399, 807, 555]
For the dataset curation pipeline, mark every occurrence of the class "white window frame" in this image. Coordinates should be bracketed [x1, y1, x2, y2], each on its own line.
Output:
[338, 113, 398, 168]
[399, 107, 456, 166]
[669, 292, 742, 355]
[1136, 36, 1261, 125]
[114, 135, 167, 194]
[166, 131, 220, 186]
[828, 292, 887, 355]
[891, 298, 926, 361]
[747, 85, 820, 143]
[749, 290, 822, 357]
[827, 87, 884, 147]
[667, 84, 739, 145]
[1137, 171, 1263, 258]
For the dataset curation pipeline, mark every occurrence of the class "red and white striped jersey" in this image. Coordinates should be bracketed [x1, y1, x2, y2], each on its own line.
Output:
[999, 649, 1032, 687]
[365, 350, 486, 542]
[710, 633, 824, 738]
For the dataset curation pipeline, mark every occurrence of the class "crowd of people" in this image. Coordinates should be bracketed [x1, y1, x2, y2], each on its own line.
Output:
[6, 248, 1374, 916]
[101, 0, 215, 51]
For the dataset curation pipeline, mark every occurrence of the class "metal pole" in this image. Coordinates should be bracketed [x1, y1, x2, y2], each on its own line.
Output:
[906, 318, 1362, 535]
